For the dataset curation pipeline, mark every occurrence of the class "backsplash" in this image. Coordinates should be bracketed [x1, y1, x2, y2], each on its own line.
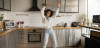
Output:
[0, 12, 81, 27]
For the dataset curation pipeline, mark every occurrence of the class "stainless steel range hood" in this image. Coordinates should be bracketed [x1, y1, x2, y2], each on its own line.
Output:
[29, 0, 40, 11]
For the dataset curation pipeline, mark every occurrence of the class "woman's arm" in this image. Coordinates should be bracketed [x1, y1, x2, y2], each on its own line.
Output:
[52, 1, 60, 18]
[41, 3, 50, 18]
[41, 6, 46, 18]
[52, 8, 60, 18]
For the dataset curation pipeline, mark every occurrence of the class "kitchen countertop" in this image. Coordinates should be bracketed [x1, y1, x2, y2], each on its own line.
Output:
[78, 25, 100, 38]
[78, 25, 100, 30]
[0, 27, 81, 37]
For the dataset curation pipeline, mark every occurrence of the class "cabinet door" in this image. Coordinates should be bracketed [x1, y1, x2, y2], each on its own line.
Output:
[74, 29, 81, 46]
[68, 29, 81, 46]
[65, 0, 79, 13]
[0, 0, 4, 9]
[15, 30, 20, 48]
[45, 0, 58, 11]
[7, 31, 16, 48]
[4, 0, 11, 10]
[15, 29, 27, 48]
[0, 35, 7, 48]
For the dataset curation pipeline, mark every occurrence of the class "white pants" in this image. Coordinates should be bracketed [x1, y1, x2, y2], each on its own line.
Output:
[43, 28, 57, 48]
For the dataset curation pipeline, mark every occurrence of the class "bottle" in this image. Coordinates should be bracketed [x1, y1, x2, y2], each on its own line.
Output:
[20, 21, 24, 28]
[17, 22, 20, 28]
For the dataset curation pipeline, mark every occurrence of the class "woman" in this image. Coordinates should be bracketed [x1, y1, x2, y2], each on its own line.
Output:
[41, 2, 60, 48]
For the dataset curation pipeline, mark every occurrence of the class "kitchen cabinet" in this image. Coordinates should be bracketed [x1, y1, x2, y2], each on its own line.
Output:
[15, 29, 27, 48]
[62, 0, 79, 13]
[89, 31, 100, 48]
[6, 30, 16, 48]
[0, 31, 16, 48]
[0, 0, 4, 9]
[43, 0, 58, 11]
[73, 29, 81, 46]
[0, 0, 11, 11]
[47, 29, 81, 47]
[0, 35, 7, 48]
[4, 0, 11, 10]
[0, 30, 26, 48]
[67, 29, 81, 46]
[85, 37, 90, 48]
[43, 0, 79, 13]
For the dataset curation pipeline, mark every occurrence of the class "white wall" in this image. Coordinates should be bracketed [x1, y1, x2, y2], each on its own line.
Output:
[0, 0, 87, 27]
[88, 0, 100, 22]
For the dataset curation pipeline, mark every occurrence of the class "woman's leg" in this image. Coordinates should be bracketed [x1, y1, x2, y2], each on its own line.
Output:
[43, 29, 49, 48]
[49, 28, 57, 48]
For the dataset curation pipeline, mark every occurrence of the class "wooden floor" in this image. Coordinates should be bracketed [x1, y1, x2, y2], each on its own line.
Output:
[47, 46, 84, 48]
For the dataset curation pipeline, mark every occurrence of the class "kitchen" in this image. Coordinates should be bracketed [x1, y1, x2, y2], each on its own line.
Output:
[0, 0, 100, 48]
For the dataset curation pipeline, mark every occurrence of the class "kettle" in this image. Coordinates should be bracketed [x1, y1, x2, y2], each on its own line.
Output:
[71, 22, 79, 27]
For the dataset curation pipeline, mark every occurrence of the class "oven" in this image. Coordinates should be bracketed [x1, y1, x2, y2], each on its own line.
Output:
[27, 29, 44, 48]
[28, 31, 41, 43]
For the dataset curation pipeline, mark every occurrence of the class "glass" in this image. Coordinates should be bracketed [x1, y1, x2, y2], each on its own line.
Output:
[60, 0, 65, 12]
[4, 0, 11, 10]
[65, 0, 79, 12]
[46, 0, 58, 11]
[0, 0, 3, 9]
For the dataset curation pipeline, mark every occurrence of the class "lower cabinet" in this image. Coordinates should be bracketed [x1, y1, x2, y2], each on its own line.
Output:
[0, 30, 25, 48]
[85, 37, 90, 48]
[15, 29, 27, 48]
[90, 39, 100, 48]
[0, 30, 16, 48]
[47, 29, 81, 47]
[85, 37, 100, 48]
[66, 29, 81, 46]
[0, 29, 81, 48]
[89, 31, 100, 48]
[0, 35, 7, 48]
[7, 30, 16, 48]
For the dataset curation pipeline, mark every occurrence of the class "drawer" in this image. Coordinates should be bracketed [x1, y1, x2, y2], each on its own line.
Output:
[91, 31, 100, 38]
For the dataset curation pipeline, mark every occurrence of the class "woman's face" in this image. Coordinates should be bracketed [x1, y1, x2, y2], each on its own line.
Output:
[46, 11, 51, 17]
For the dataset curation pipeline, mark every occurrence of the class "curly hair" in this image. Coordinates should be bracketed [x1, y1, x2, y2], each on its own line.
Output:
[44, 9, 54, 17]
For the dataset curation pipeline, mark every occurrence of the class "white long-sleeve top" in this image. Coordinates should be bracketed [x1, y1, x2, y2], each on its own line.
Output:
[41, 7, 59, 28]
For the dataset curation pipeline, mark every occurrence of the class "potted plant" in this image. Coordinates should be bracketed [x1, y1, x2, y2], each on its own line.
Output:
[81, 14, 88, 25]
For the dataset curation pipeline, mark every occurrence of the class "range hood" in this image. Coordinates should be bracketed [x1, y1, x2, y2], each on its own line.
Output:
[29, 0, 40, 11]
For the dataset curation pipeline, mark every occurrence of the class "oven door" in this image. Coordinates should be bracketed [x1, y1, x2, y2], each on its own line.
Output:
[28, 32, 41, 43]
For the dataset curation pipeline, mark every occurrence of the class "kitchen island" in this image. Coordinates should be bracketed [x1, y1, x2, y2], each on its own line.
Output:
[0, 27, 81, 48]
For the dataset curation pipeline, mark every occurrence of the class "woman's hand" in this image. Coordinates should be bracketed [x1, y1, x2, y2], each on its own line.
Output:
[42, 3, 50, 7]
[58, 1, 60, 8]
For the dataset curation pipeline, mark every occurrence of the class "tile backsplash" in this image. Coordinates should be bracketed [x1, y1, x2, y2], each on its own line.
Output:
[0, 12, 81, 27]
